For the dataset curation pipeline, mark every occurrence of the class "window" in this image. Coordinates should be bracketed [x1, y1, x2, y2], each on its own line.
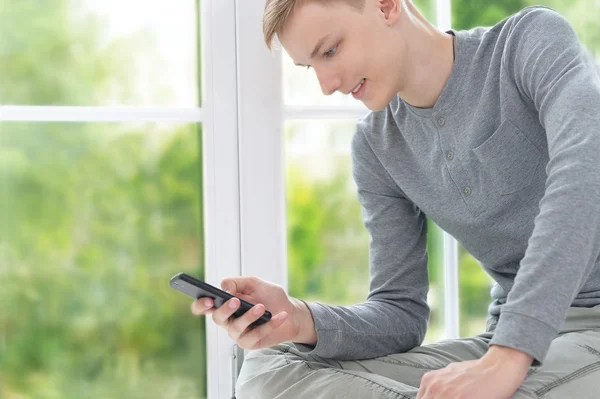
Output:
[3, 2, 597, 398]
[1, 122, 205, 397]
[1, 0, 199, 106]
[0, 1, 212, 397]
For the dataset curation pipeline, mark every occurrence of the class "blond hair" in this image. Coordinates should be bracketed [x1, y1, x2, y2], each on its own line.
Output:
[263, 0, 366, 50]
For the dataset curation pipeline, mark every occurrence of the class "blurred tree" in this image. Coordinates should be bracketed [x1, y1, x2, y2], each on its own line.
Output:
[452, 0, 527, 30]
[287, 160, 370, 304]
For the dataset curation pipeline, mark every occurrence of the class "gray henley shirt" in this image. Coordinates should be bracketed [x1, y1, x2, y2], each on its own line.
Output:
[301, 5, 600, 367]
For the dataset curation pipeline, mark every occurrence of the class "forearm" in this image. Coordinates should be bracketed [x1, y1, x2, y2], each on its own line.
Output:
[292, 297, 429, 360]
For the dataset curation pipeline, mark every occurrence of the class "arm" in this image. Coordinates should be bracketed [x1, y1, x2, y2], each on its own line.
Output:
[294, 122, 431, 360]
[490, 8, 600, 366]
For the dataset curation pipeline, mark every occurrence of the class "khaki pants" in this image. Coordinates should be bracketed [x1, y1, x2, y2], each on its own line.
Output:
[236, 306, 600, 398]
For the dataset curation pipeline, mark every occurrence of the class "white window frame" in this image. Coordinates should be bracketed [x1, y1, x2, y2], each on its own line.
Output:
[0, 1, 243, 398]
[434, 0, 460, 342]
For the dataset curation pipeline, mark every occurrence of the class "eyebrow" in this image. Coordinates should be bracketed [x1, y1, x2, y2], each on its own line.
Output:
[295, 34, 331, 66]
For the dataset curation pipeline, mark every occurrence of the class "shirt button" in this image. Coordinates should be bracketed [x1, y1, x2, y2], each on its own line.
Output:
[446, 151, 454, 160]
[463, 187, 472, 196]
[437, 117, 446, 127]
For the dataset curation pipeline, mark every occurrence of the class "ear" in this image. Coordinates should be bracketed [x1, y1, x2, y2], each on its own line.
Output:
[378, 0, 402, 25]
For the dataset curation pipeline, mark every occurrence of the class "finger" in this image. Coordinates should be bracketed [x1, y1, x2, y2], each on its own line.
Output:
[191, 297, 215, 315]
[211, 297, 241, 326]
[221, 276, 258, 296]
[237, 311, 289, 350]
[220, 287, 253, 305]
[416, 372, 434, 399]
[416, 375, 426, 399]
[228, 303, 269, 340]
[232, 291, 254, 303]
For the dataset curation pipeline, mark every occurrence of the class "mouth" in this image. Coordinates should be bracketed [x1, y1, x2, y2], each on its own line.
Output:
[351, 78, 366, 99]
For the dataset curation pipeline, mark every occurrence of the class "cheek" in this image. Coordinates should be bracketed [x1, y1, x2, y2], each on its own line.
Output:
[360, 50, 386, 84]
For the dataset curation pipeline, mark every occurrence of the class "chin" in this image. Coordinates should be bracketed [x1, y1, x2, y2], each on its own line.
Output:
[363, 90, 395, 112]
[364, 97, 392, 112]
[364, 102, 387, 112]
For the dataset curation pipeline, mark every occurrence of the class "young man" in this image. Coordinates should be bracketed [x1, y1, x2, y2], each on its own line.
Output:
[191, 0, 600, 397]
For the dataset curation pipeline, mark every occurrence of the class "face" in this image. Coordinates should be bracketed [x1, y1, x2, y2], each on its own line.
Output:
[278, 0, 404, 111]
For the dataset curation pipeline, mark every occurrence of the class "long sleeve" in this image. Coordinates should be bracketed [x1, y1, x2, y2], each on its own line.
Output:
[490, 8, 600, 366]
[297, 125, 430, 360]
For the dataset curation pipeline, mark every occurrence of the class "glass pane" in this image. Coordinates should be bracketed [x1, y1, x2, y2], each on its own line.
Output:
[0, 122, 206, 398]
[0, 0, 200, 106]
[451, 0, 527, 32]
[423, 221, 446, 345]
[458, 243, 495, 337]
[283, 0, 436, 106]
[284, 119, 445, 344]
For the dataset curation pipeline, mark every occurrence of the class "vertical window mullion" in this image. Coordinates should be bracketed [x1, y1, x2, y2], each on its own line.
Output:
[436, 0, 460, 339]
[236, 1, 286, 288]
[202, 1, 242, 398]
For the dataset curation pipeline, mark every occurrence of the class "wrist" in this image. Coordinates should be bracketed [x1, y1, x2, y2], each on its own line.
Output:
[290, 298, 317, 346]
[484, 345, 534, 369]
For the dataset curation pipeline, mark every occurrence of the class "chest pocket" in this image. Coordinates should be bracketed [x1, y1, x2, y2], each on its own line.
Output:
[472, 119, 542, 195]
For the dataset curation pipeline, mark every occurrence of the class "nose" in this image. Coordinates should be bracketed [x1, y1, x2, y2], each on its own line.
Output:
[314, 66, 341, 96]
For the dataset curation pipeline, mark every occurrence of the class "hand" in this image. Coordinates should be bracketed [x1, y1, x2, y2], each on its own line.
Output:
[190, 276, 315, 350]
[416, 345, 533, 399]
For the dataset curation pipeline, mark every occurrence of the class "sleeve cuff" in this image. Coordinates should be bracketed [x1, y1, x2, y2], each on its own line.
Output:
[292, 300, 342, 359]
[489, 309, 559, 367]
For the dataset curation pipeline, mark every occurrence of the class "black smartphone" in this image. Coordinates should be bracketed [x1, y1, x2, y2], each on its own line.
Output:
[169, 272, 272, 327]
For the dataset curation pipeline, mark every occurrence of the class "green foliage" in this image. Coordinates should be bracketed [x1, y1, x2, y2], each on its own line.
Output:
[1, 125, 207, 399]
[0, 0, 206, 397]
[286, 160, 370, 304]
[458, 247, 494, 336]
[413, 0, 437, 22]
[452, 0, 527, 30]
[0, 0, 131, 105]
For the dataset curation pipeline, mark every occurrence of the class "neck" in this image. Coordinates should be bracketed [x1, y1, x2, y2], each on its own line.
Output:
[394, 8, 455, 109]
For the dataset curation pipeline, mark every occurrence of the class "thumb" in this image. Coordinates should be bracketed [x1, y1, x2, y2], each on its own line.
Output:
[220, 276, 258, 296]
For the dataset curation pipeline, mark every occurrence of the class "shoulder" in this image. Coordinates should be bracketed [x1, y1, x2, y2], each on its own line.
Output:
[496, 5, 585, 86]
[502, 6, 577, 49]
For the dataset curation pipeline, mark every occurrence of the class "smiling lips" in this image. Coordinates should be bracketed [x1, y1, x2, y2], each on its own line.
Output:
[351, 78, 366, 99]
[352, 78, 366, 93]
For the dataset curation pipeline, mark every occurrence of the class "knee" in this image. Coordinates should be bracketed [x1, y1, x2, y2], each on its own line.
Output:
[235, 343, 309, 399]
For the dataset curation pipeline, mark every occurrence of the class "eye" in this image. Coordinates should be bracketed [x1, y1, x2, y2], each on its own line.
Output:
[324, 45, 338, 58]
